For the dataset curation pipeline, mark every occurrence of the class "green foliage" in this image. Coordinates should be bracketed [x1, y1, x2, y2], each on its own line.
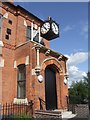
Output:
[10, 114, 33, 120]
[3, 114, 33, 120]
[69, 72, 90, 104]
[84, 72, 90, 98]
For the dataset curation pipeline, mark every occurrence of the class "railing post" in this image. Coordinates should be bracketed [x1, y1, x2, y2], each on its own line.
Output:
[39, 98, 42, 110]
[39, 98, 43, 110]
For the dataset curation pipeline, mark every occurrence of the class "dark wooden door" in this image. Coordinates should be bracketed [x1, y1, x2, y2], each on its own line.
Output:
[45, 67, 57, 110]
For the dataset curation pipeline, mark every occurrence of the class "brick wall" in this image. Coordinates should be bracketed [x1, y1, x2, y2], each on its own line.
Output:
[1, 2, 68, 111]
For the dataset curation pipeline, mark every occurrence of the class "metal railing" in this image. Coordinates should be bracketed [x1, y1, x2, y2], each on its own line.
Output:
[0, 101, 33, 119]
[39, 97, 46, 110]
[39, 97, 53, 110]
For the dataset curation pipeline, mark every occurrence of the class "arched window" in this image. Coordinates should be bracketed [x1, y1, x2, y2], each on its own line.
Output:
[17, 64, 26, 99]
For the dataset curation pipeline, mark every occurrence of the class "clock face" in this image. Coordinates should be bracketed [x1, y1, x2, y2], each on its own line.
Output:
[41, 22, 50, 34]
[51, 22, 59, 35]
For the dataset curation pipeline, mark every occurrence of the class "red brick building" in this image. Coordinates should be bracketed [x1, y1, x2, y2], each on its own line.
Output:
[0, 1, 68, 111]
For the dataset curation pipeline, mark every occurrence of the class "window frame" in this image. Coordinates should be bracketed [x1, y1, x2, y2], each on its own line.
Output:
[26, 26, 31, 41]
[17, 64, 26, 99]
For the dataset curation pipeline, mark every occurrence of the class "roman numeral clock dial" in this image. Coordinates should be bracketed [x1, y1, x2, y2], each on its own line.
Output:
[51, 22, 59, 35]
[41, 22, 50, 34]
[40, 18, 59, 40]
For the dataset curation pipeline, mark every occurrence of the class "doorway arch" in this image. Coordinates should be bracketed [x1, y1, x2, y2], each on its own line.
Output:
[40, 58, 65, 110]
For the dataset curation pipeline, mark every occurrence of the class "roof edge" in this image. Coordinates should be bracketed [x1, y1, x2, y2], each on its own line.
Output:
[2, 2, 44, 24]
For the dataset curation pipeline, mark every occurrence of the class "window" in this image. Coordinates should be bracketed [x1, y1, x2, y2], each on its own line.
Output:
[5, 35, 9, 40]
[26, 26, 39, 42]
[26, 26, 31, 40]
[8, 19, 12, 25]
[17, 64, 26, 99]
[7, 28, 11, 35]
[33, 29, 39, 42]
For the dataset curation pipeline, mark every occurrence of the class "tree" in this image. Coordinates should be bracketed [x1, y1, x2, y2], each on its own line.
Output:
[84, 72, 90, 97]
[69, 80, 88, 104]
[84, 72, 90, 114]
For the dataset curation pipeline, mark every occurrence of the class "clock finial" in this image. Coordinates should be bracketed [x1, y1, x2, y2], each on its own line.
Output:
[48, 16, 52, 21]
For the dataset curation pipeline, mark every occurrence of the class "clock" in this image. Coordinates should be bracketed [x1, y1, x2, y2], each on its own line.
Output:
[51, 22, 59, 35]
[40, 22, 50, 34]
[40, 18, 59, 40]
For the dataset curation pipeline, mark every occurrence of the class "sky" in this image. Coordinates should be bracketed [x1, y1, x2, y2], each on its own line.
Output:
[14, 2, 88, 86]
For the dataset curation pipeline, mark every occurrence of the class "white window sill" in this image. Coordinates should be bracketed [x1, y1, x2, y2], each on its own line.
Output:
[13, 98, 28, 104]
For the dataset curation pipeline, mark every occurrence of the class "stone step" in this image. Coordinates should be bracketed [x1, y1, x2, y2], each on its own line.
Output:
[34, 110, 77, 119]
[62, 111, 72, 117]
[35, 110, 62, 119]
[36, 109, 62, 114]
[62, 111, 77, 119]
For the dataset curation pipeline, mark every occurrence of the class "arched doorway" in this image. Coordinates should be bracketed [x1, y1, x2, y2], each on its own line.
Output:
[45, 65, 57, 110]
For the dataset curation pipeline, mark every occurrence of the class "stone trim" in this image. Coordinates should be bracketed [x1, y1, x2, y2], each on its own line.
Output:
[0, 41, 4, 47]
[0, 58, 4, 68]
[3, 12, 8, 19]
[24, 19, 27, 27]
[25, 56, 29, 65]
[14, 60, 17, 68]
[13, 98, 28, 104]
[41, 57, 65, 74]
[15, 40, 67, 61]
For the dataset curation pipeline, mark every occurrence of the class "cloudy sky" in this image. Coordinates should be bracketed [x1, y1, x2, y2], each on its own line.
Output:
[14, 2, 88, 86]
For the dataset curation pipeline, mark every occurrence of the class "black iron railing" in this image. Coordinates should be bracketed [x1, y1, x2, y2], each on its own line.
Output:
[39, 97, 52, 110]
[39, 97, 46, 110]
[0, 101, 33, 119]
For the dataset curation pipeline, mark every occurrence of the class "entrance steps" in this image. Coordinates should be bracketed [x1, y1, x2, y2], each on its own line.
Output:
[61, 111, 77, 119]
[35, 110, 62, 119]
[34, 110, 76, 119]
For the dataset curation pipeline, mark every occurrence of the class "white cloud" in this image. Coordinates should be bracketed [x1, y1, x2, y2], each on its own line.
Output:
[69, 66, 87, 80]
[66, 52, 88, 66]
[65, 52, 88, 86]
[63, 25, 73, 32]
[68, 65, 87, 86]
